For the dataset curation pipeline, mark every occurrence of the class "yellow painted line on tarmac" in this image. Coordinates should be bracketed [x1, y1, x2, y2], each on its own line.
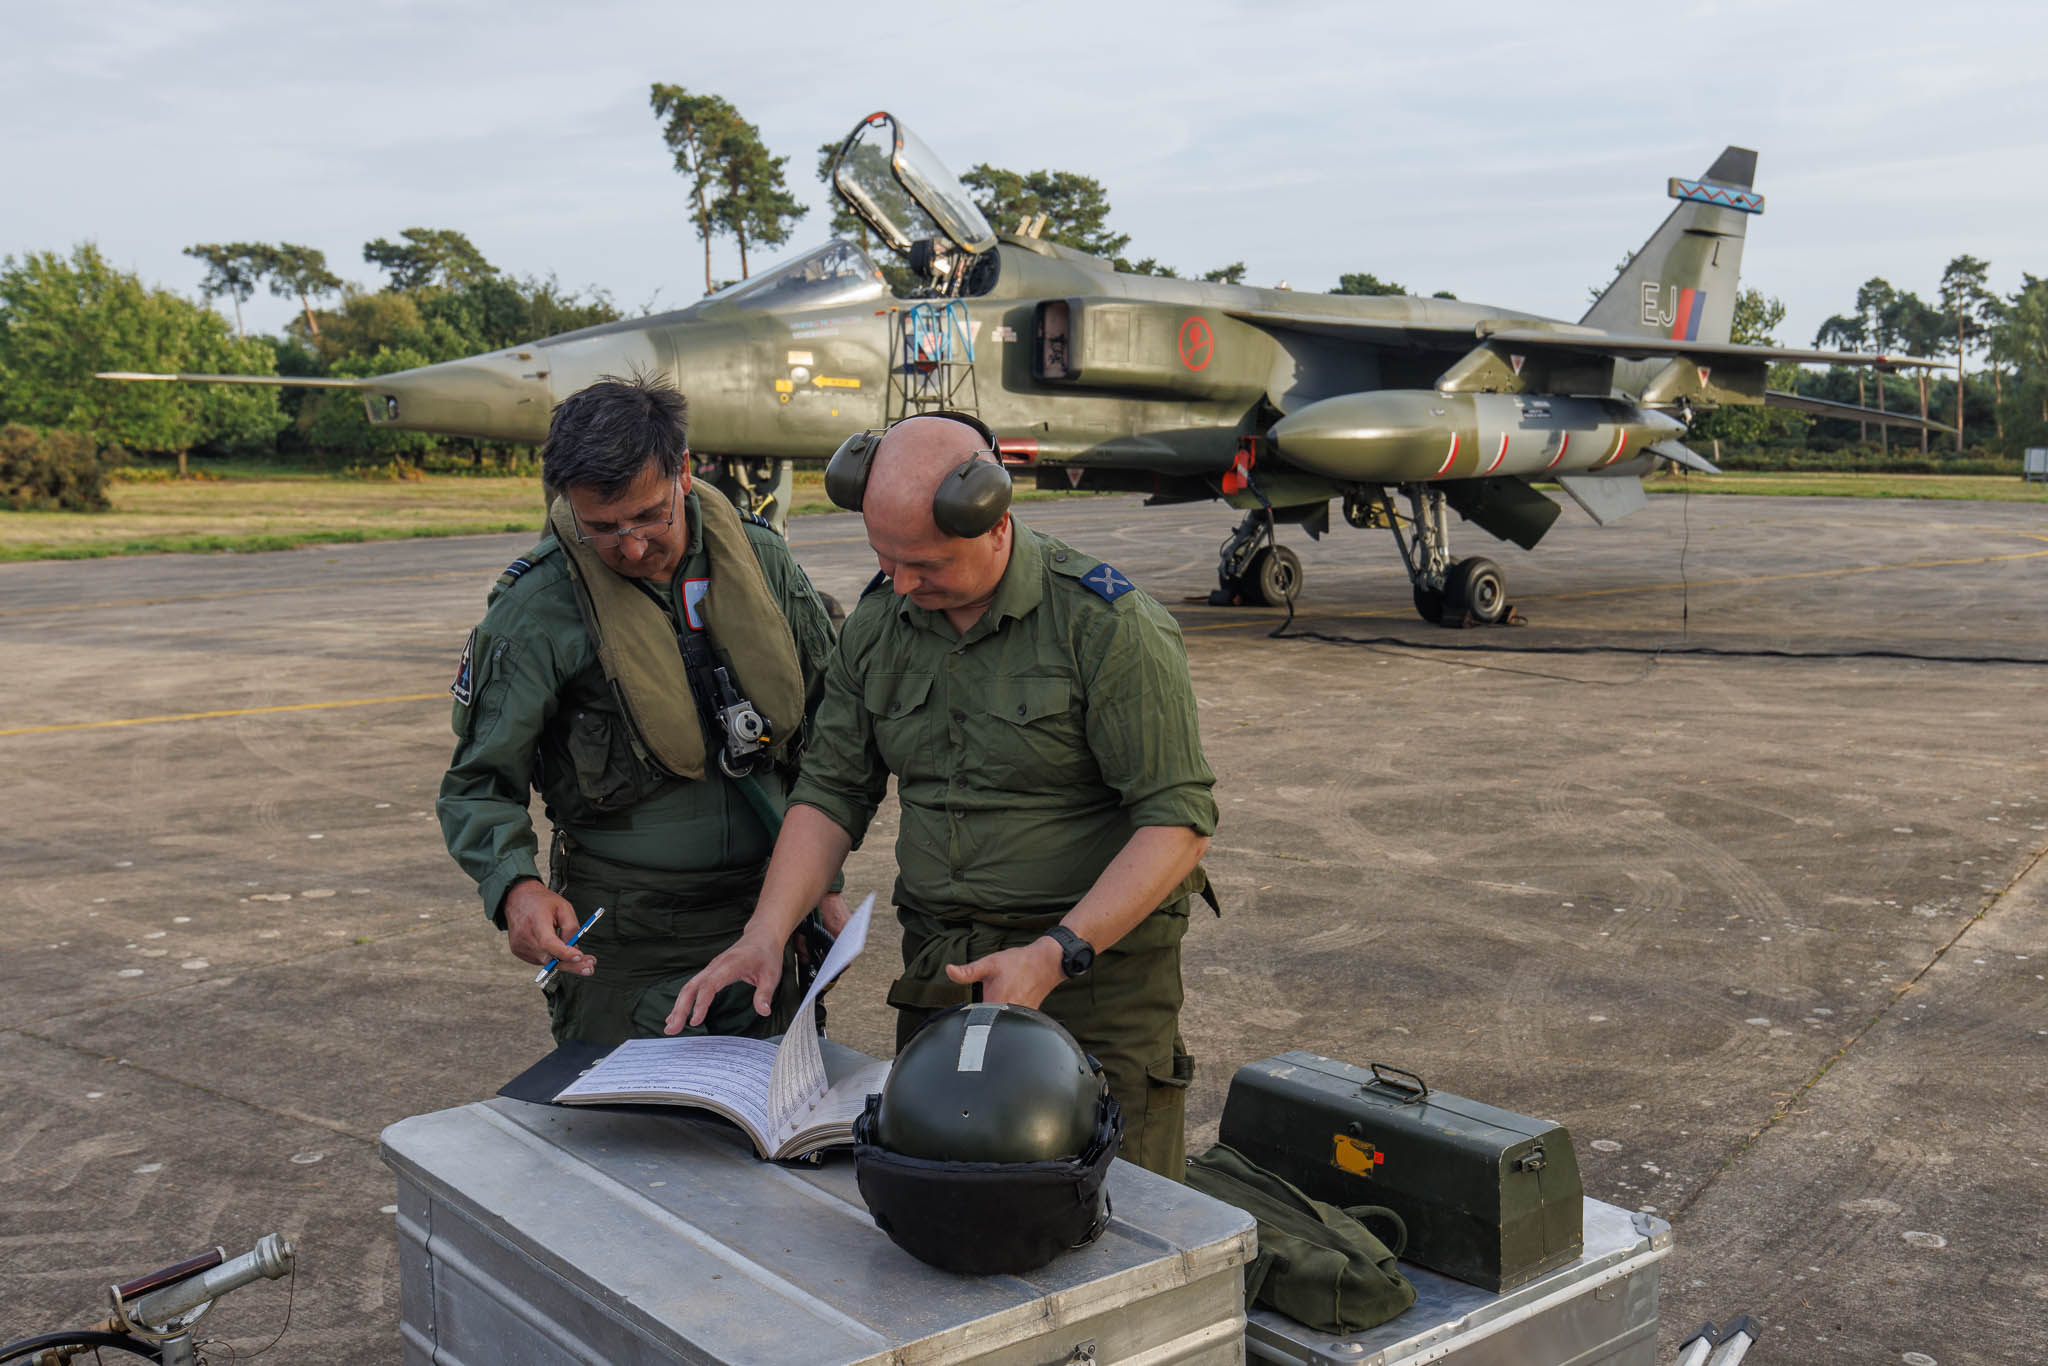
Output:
[1177, 543, 2048, 633]
[0, 693, 446, 737]
[0, 571, 479, 617]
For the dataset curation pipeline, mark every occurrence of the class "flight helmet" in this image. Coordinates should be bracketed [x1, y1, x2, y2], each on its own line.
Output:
[853, 1002, 1123, 1274]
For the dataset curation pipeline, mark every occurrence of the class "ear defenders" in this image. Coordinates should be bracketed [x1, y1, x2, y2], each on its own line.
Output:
[825, 410, 1013, 539]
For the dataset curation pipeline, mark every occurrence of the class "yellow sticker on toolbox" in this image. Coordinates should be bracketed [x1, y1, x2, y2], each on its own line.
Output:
[1332, 1133, 1385, 1176]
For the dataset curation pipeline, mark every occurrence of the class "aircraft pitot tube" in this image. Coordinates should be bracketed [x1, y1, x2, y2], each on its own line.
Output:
[1269, 391, 1683, 484]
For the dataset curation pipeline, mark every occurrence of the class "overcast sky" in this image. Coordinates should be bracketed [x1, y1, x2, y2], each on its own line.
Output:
[6, 0, 2042, 349]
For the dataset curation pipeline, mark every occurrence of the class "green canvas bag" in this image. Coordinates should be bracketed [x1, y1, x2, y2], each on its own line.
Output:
[1186, 1142, 1418, 1334]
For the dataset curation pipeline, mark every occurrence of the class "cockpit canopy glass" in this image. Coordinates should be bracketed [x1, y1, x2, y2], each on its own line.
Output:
[710, 240, 887, 312]
[831, 112, 996, 258]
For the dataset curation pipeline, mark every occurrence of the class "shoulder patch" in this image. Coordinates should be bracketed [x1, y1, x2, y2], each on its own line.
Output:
[450, 628, 477, 705]
[1077, 562, 1136, 603]
[489, 538, 562, 601]
[739, 507, 776, 531]
[860, 569, 891, 598]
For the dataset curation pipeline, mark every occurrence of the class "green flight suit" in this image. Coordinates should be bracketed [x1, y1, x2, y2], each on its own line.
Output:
[437, 489, 836, 1047]
[790, 520, 1219, 1178]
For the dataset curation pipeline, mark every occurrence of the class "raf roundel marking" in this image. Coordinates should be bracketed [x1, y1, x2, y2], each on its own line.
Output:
[1177, 317, 1214, 371]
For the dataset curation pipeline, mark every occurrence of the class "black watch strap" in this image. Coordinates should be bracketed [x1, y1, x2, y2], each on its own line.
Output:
[1044, 925, 1095, 978]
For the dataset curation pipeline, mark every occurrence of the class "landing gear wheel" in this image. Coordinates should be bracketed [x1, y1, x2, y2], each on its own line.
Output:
[1244, 545, 1302, 607]
[1412, 585, 1446, 624]
[1446, 557, 1509, 625]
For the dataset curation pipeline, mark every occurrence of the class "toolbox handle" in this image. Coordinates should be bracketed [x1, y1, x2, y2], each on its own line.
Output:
[1365, 1062, 1430, 1104]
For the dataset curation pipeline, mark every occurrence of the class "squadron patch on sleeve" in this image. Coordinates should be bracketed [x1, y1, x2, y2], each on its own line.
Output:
[450, 628, 477, 705]
[1079, 563, 1135, 603]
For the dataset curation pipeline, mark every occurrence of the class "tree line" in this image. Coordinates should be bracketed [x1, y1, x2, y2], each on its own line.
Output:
[3, 82, 2043, 486]
[1687, 260, 2048, 463]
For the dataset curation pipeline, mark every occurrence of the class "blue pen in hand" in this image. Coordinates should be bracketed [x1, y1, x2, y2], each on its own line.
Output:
[534, 906, 606, 988]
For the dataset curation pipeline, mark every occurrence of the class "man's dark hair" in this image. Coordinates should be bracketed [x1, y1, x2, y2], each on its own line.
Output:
[540, 373, 689, 497]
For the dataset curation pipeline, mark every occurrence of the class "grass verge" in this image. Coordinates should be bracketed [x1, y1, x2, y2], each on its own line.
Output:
[1645, 471, 2048, 502]
[0, 472, 551, 563]
[5, 469, 2041, 564]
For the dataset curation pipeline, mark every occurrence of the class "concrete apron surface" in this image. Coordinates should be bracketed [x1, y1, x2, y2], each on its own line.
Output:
[1, 491, 2042, 1365]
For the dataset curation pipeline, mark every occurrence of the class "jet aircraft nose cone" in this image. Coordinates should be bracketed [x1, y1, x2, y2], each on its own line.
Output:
[362, 350, 554, 444]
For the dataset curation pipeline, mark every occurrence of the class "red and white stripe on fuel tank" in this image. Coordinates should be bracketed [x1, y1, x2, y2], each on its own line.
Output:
[1543, 431, 1572, 472]
[1597, 428, 1630, 468]
[1482, 432, 1509, 475]
[1432, 432, 1461, 478]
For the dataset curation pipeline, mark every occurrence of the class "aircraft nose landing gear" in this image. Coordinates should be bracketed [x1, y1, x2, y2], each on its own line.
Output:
[1208, 509, 1302, 607]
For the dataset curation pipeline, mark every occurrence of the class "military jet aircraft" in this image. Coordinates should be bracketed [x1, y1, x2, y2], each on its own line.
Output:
[106, 111, 1940, 624]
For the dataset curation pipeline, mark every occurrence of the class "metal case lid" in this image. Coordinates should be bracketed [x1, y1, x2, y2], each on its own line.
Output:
[382, 1093, 1255, 1366]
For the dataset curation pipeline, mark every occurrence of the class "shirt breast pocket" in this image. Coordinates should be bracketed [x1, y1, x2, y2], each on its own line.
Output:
[566, 706, 656, 812]
[862, 672, 934, 772]
[982, 676, 1085, 789]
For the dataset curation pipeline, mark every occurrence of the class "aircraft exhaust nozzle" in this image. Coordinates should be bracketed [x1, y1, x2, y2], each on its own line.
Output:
[1270, 390, 1681, 483]
[359, 349, 556, 444]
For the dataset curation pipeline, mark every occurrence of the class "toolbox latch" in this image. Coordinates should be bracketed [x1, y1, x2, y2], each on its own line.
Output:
[1515, 1143, 1547, 1173]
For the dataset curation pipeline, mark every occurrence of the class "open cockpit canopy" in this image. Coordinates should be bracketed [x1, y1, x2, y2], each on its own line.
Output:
[830, 112, 996, 259]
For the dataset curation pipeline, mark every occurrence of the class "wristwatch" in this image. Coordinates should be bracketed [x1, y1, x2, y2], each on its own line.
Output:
[1043, 925, 1095, 979]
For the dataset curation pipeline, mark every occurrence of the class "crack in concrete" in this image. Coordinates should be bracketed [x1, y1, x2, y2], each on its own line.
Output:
[11, 1023, 382, 1149]
[1669, 837, 2048, 1223]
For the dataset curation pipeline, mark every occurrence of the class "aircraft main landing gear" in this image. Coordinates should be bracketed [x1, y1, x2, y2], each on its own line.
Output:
[697, 455, 793, 533]
[1209, 509, 1301, 607]
[1380, 486, 1517, 628]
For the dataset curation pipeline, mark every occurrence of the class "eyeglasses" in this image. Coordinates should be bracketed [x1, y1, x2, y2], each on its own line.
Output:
[572, 477, 679, 549]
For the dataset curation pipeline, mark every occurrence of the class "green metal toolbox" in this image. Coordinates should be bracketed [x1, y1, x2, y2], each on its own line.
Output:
[1218, 1052, 1583, 1293]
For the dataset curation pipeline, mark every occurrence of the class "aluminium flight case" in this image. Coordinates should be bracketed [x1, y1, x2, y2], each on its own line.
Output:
[1245, 1197, 1671, 1366]
[379, 1043, 1256, 1366]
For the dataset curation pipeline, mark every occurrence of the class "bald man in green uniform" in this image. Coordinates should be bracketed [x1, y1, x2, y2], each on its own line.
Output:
[437, 375, 843, 1048]
[668, 413, 1218, 1177]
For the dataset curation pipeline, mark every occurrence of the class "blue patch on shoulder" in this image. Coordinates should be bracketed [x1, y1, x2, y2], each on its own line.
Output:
[502, 557, 532, 580]
[450, 628, 476, 705]
[1080, 563, 1135, 602]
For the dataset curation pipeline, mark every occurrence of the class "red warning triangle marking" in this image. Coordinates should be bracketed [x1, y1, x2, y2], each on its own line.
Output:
[1510, 354, 1526, 375]
[1697, 366, 1712, 388]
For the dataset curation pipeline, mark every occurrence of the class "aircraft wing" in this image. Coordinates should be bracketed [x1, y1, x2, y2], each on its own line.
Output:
[1220, 309, 1948, 372]
[1221, 306, 1482, 346]
[95, 371, 371, 389]
[1475, 328, 1947, 370]
[1762, 388, 1950, 432]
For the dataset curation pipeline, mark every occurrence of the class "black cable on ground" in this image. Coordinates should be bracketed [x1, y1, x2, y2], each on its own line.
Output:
[0, 1329, 160, 1363]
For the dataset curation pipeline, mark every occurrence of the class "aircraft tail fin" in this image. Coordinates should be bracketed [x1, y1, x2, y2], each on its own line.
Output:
[1579, 146, 1761, 346]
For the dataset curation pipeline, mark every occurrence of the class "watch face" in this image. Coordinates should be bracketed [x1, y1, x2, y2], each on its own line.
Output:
[1059, 932, 1093, 977]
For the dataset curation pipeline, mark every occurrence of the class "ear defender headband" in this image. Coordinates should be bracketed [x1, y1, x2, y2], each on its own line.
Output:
[825, 410, 1013, 539]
